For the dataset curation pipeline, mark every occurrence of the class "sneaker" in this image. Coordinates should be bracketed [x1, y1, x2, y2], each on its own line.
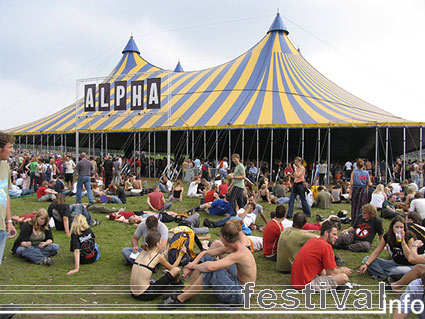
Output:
[89, 219, 101, 227]
[316, 214, 325, 222]
[186, 208, 195, 215]
[162, 290, 184, 300]
[117, 207, 126, 214]
[42, 257, 54, 266]
[158, 295, 185, 309]
[203, 218, 214, 228]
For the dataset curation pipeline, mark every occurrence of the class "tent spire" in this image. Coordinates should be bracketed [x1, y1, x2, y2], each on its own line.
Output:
[174, 61, 184, 72]
[122, 36, 140, 55]
[267, 12, 289, 35]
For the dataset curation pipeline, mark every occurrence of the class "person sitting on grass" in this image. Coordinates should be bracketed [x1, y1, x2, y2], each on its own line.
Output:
[191, 195, 233, 217]
[122, 215, 168, 265]
[262, 205, 286, 261]
[67, 214, 100, 275]
[359, 215, 414, 281]
[130, 231, 183, 301]
[12, 209, 59, 266]
[167, 181, 184, 201]
[334, 204, 384, 252]
[36, 180, 57, 202]
[291, 220, 352, 291]
[147, 185, 172, 212]
[158, 222, 257, 309]
[48, 193, 72, 236]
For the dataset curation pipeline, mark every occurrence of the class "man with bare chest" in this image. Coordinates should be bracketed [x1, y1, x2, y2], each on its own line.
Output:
[158, 222, 257, 308]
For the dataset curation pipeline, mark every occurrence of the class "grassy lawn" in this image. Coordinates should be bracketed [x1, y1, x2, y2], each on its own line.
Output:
[1, 180, 399, 318]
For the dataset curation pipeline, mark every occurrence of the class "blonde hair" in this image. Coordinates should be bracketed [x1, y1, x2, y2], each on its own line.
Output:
[373, 184, 385, 195]
[30, 209, 50, 232]
[70, 214, 89, 235]
[407, 186, 416, 195]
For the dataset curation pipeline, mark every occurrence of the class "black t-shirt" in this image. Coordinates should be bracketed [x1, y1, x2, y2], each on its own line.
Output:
[53, 179, 65, 193]
[353, 216, 384, 243]
[70, 228, 97, 264]
[384, 233, 412, 266]
[48, 203, 71, 230]
[408, 223, 425, 255]
[116, 187, 126, 203]
[103, 160, 113, 175]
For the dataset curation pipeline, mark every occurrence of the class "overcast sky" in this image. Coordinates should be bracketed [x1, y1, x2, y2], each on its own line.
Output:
[1, 0, 424, 130]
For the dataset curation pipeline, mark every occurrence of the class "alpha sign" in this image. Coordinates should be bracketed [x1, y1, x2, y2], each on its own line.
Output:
[84, 78, 161, 112]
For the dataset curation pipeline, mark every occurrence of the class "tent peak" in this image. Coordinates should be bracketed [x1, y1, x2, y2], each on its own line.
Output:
[122, 36, 140, 55]
[174, 61, 184, 72]
[267, 12, 289, 35]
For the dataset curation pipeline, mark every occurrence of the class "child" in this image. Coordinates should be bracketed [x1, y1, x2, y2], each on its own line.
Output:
[130, 231, 184, 301]
[67, 214, 100, 275]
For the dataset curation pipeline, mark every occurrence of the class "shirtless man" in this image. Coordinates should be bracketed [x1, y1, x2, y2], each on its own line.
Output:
[158, 222, 257, 309]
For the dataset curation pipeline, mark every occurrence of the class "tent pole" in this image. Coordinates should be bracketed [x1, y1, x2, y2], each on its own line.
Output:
[25, 135, 28, 150]
[153, 132, 156, 178]
[100, 134, 103, 157]
[286, 129, 289, 165]
[301, 128, 304, 160]
[167, 129, 171, 177]
[46, 134, 49, 153]
[60, 134, 63, 153]
[148, 132, 151, 179]
[242, 130, 245, 163]
[138, 132, 141, 161]
[186, 130, 189, 158]
[64, 135, 67, 154]
[375, 127, 378, 180]
[18, 136, 21, 151]
[204, 130, 206, 159]
[270, 129, 273, 181]
[105, 133, 108, 156]
[256, 129, 259, 170]
[88, 133, 91, 157]
[213, 130, 217, 161]
[385, 127, 389, 183]
[327, 128, 331, 184]
[191, 131, 194, 159]
[403, 127, 406, 181]
[40, 135, 43, 153]
[229, 130, 231, 165]
[420, 127, 423, 187]
[317, 128, 321, 164]
[134, 132, 137, 175]
[53, 134, 55, 151]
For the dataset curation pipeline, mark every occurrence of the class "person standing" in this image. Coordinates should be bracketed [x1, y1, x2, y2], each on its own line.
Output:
[0, 131, 17, 265]
[229, 154, 246, 213]
[63, 156, 76, 189]
[349, 159, 371, 226]
[287, 157, 311, 218]
[102, 155, 113, 188]
[75, 153, 94, 206]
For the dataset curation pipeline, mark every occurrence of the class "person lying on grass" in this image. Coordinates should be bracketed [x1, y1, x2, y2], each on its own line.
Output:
[130, 231, 183, 301]
[67, 214, 100, 275]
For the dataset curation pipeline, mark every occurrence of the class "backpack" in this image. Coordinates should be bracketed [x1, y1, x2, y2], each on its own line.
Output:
[45, 164, 52, 177]
[168, 226, 203, 266]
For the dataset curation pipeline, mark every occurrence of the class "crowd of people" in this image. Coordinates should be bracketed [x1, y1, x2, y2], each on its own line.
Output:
[3, 130, 425, 316]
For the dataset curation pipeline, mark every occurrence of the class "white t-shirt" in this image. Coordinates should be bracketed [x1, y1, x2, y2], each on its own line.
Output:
[409, 198, 425, 220]
[344, 161, 352, 170]
[390, 183, 402, 194]
[166, 180, 173, 192]
[370, 193, 385, 209]
[188, 182, 198, 196]
[237, 208, 257, 228]
[281, 218, 293, 228]
[64, 160, 75, 174]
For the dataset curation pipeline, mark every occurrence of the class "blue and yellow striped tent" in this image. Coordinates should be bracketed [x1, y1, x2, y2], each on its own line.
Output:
[8, 14, 410, 135]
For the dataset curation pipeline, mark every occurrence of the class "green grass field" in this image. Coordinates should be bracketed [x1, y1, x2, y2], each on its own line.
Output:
[0, 181, 400, 318]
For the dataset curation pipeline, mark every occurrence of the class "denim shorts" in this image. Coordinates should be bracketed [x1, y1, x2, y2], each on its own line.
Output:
[201, 255, 243, 305]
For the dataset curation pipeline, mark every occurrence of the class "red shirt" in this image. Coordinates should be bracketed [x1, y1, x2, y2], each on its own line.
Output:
[37, 186, 48, 198]
[219, 184, 228, 196]
[204, 190, 216, 203]
[119, 211, 135, 219]
[262, 219, 284, 256]
[148, 190, 164, 210]
[291, 237, 337, 289]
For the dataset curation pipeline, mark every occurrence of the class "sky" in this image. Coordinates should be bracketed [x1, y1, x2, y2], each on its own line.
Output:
[0, 0, 424, 130]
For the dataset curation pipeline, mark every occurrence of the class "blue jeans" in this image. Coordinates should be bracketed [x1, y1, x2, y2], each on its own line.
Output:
[70, 204, 93, 224]
[121, 247, 143, 265]
[30, 172, 38, 191]
[109, 195, 122, 204]
[76, 176, 94, 204]
[201, 255, 243, 305]
[15, 244, 59, 264]
[213, 217, 231, 227]
[277, 197, 290, 204]
[158, 183, 169, 194]
[363, 256, 413, 280]
[287, 182, 311, 217]
[0, 230, 7, 266]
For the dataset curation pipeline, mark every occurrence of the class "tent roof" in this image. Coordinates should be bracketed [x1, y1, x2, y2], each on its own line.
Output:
[8, 14, 418, 135]
[174, 61, 184, 72]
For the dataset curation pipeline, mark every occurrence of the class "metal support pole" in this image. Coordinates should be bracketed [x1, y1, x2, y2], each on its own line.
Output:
[420, 127, 423, 187]
[53, 134, 55, 151]
[60, 134, 63, 153]
[18, 136, 21, 151]
[134, 132, 136, 174]
[327, 128, 331, 184]
[317, 128, 321, 164]
[229, 130, 231, 165]
[256, 129, 259, 169]
[191, 131, 194, 159]
[46, 134, 49, 153]
[167, 129, 171, 177]
[148, 132, 151, 179]
[203, 130, 207, 160]
[186, 131, 189, 158]
[100, 133, 104, 157]
[154, 132, 157, 176]
[301, 128, 305, 160]
[403, 127, 406, 181]
[64, 135, 67, 154]
[375, 127, 379, 179]
[242, 130, 245, 163]
[25, 135, 28, 150]
[88, 133, 91, 157]
[105, 133, 108, 156]
[138, 132, 141, 160]
[33, 135, 35, 153]
[215, 130, 218, 162]
[40, 135, 43, 152]
[286, 129, 289, 165]
[385, 127, 389, 182]
[270, 129, 274, 181]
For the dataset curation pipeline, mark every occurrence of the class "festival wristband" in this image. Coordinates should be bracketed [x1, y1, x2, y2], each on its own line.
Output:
[365, 261, 370, 266]
[6, 219, 12, 223]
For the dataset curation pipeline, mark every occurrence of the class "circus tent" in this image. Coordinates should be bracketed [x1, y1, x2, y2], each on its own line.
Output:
[7, 14, 423, 177]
